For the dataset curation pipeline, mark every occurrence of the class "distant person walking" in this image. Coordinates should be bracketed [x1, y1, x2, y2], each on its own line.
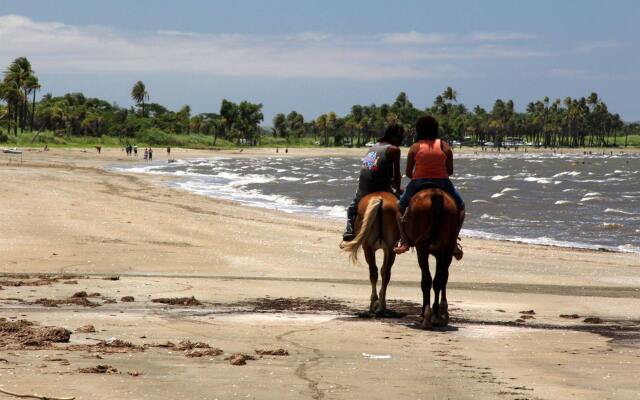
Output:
[166, 146, 171, 158]
[133, 145, 138, 156]
[144, 148, 148, 161]
[149, 147, 153, 161]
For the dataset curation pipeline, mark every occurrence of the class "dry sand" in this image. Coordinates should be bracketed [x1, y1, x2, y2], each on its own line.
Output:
[0, 147, 639, 400]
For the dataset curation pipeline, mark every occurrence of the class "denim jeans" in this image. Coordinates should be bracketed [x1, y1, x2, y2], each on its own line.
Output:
[398, 178, 464, 213]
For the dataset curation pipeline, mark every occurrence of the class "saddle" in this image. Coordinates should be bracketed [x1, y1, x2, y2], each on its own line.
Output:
[413, 181, 442, 193]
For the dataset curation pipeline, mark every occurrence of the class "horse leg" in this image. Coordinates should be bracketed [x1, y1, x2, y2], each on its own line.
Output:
[417, 246, 433, 329]
[376, 248, 396, 316]
[433, 253, 452, 326]
[364, 247, 379, 314]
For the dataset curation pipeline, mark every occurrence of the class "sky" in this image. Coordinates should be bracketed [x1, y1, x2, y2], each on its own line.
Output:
[0, 0, 639, 123]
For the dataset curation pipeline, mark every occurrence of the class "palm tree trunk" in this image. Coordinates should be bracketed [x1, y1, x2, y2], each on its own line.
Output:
[14, 101, 18, 136]
[31, 90, 36, 131]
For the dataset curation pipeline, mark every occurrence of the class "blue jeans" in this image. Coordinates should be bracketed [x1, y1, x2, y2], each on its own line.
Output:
[398, 178, 464, 213]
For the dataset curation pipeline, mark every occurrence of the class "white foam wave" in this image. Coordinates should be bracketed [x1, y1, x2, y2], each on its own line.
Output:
[604, 208, 634, 215]
[462, 229, 639, 254]
[491, 175, 510, 181]
[552, 171, 581, 178]
[317, 205, 347, 219]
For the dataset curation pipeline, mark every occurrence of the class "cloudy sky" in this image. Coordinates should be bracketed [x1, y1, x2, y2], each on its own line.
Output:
[1, 0, 638, 122]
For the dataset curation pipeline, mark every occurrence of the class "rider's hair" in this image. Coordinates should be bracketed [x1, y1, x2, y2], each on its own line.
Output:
[381, 124, 404, 142]
[415, 115, 439, 141]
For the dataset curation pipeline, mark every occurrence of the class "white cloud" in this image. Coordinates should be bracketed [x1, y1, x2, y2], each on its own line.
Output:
[575, 40, 624, 54]
[381, 31, 452, 44]
[0, 15, 547, 80]
[469, 32, 538, 42]
[548, 68, 639, 81]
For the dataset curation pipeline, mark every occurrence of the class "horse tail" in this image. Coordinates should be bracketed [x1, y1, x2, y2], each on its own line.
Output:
[341, 196, 383, 264]
[429, 192, 443, 246]
[413, 191, 444, 246]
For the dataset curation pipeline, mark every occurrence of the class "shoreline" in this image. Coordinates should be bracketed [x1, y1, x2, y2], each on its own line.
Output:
[108, 147, 639, 255]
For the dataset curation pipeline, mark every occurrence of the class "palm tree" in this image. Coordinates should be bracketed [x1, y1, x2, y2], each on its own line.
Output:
[273, 113, 287, 141]
[131, 81, 149, 117]
[25, 75, 40, 131]
[443, 86, 458, 103]
[315, 114, 327, 146]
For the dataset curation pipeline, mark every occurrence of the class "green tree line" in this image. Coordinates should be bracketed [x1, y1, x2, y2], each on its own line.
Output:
[1, 57, 638, 147]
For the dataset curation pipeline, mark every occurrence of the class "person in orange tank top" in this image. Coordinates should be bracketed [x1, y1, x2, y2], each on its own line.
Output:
[394, 116, 465, 258]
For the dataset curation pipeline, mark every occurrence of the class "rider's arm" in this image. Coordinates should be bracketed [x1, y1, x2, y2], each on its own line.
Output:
[387, 146, 401, 191]
[405, 143, 419, 179]
[442, 140, 454, 176]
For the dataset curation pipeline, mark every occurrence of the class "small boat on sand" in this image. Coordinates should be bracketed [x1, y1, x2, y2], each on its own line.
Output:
[2, 147, 22, 154]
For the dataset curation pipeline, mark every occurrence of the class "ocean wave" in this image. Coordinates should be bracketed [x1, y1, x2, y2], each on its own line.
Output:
[552, 171, 581, 178]
[600, 222, 624, 230]
[604, 208, 634, 215]
[461, 229, 639, 254]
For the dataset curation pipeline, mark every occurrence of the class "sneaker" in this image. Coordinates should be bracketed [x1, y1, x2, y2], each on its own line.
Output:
[394, 241, 410, 254]
[342, 230, 355, 242]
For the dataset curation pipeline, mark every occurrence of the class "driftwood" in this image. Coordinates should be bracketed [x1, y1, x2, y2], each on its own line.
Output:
[0, 387, 75, 400]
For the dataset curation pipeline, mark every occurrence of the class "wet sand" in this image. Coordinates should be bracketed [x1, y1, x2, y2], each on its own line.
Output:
[1, 147, 639, 400]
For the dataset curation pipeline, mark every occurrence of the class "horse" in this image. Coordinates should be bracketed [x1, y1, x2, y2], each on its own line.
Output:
[340, 191, 401, 316]
[402, 186, 459, 329]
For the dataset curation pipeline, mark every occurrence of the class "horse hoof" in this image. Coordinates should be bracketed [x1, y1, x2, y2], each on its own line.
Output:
[422, 307, 433, 329]
[370, 300, 380, 315]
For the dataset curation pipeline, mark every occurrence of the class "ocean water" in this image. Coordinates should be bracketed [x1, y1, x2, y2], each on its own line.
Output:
[114, 152, 640, 253]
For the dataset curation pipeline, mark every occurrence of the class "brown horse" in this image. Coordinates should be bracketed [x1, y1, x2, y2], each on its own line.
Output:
[402, 187, 459, 329]
[340, 191, 400, 315]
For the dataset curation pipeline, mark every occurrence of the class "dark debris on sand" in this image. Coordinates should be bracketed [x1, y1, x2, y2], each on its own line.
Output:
[231, 297, 350, 313]
[0, 273, 84, 287]
[147, 340, 223, 357]
[78, 364, 119, 374]
[255, 348, 289, 356]
[67, 339, 145, 354]
[0, 318, 71, 349]
[120, 296, 135, 302]
[34, 296, 100, 308]
[225, 353, 256, 366]
[152, 296, 202, 306]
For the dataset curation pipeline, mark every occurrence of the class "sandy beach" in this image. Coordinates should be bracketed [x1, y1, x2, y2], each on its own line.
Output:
[1, 147, 639, 400]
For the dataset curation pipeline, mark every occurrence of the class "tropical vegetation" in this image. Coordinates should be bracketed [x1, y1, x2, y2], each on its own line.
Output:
[1, 57, 639, 148]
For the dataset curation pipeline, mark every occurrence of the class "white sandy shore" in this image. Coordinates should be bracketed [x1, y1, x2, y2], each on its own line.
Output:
[0, 147, 639, 400]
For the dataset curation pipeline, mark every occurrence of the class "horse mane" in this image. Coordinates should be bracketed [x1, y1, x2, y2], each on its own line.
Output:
[340, 196, 383, 264]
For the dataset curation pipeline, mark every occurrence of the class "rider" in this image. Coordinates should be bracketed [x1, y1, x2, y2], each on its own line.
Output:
[394, 115, 465, 258]
[342, 124, 404, 242]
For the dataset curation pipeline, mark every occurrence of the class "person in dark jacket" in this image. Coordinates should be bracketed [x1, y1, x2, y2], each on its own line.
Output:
[342, 124, 404, 242]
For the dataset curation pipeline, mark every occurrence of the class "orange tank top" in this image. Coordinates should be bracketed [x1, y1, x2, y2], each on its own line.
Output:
[412, 139, 449, 179]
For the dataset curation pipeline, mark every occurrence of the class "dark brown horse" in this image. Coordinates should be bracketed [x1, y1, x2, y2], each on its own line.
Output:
[340, 191, 400, 315]
[402, 187, 459, 329]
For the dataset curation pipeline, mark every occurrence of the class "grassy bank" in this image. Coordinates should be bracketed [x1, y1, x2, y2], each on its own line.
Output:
[1, 130, 639, 150]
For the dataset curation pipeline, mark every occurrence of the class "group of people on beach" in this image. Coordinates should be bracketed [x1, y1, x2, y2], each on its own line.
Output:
[124, 144, 155, 161]
[342, 115, 465, 259]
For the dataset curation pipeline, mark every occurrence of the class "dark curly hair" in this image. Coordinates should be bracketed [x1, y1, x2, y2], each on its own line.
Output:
[415, 115, 439, 141]
[381, 123, 405, 143]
